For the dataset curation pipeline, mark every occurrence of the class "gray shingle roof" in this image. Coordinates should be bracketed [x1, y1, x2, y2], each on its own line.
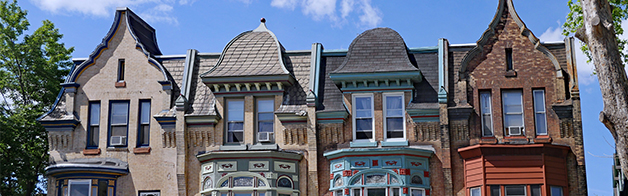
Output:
[38, 92, 77, 121]
[187, 56, 219, 116]
[332, 28, 418, 74]
[318, 56, 347, 112]
[161, 58, 185, 89]
[202, 22, 289, 78]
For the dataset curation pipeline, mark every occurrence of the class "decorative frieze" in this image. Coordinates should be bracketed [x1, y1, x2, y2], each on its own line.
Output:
[48, 132, 72, 150]
[414, 121, 440, 141]
[318, 123, 345, 145]
[162, 131, 176, 148]
[283, 126, 308, 145]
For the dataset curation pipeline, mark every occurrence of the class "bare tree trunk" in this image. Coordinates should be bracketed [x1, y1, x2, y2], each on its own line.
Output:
[578, 0, 628, 178]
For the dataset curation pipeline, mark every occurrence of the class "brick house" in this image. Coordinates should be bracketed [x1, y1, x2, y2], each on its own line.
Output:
[39, 0, 586, 196]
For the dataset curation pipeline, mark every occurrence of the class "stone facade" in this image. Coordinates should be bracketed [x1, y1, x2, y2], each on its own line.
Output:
[40, 1, 586, 196]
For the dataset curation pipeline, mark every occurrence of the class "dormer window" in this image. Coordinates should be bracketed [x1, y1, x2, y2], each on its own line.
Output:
[384, 93, 405, 141]
[353, 94, 374, 141]
[226, 99, 245, 144]
[256, 98, 274, 143]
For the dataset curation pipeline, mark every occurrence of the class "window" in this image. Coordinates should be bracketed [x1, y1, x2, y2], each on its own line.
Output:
[390, 188, 400, 196]
[335, 190, 344, 196]
[410, 188, 425, 196]
[109, 101, 129, 147]
[504, 185, 525, 196]
[480, 91, 493, 136]
[139, 191, 160, 196]
[530, 185, 541, 196]
[384, 93, 405, 140]
[352, 188, 361, 196]
[117, 59, 125, 82]
[506, 48, 513, 70]
[87, 102, 100, 148]
[365, 188, 385, 196]
[68, 179, 91, 196]
[226, 100, 244, 143]
[490, 186, 501, 196]
[138, 100, 151, 146]
[353, 94, 374, 141]
[533, 90, 547, 135]
[277, 176, 292, 188]
[550, 186, 563, 196]
[256, 99, 274, 143]
[470, 187, 481, 196]
[502, 90, 524, 135]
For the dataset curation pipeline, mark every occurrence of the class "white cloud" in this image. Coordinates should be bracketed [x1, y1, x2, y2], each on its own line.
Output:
[29, 0, 189, 25]
[271, 0, 299, 10]
[539, 25, 564, 42]
[269, 0, 382, 28]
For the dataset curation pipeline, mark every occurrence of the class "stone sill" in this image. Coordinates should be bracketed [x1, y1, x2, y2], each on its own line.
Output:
[219, 144, 247, 151]
[106, 147, 128, 152]
[350, 141, 377, 148]
[115, 81, 126, 88]
[249, 143, 278, 150]
[381, 140, 409, 147]
[83, 148, 101, 155]
[133, 147, 151, 154]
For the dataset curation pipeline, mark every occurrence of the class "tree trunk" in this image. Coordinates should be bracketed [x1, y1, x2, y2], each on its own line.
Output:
[578, 0, 628, 179]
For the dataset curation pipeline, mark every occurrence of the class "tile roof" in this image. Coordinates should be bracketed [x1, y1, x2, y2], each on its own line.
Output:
[318, 56, 348, 112]
[202, 21, 289, 78]
[161, 58, 185, 89]
[187, 56, 219, 116]
[332, 28, 418, 74]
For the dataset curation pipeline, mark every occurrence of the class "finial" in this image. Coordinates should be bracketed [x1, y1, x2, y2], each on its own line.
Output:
[261, 18, 266, 23]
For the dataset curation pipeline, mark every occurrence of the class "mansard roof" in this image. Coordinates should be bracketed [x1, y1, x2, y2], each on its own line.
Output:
[201, 19, 291, 79]
[331, 28, 419, 74]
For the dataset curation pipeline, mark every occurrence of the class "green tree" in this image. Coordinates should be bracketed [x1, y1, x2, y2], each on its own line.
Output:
[0, 0, 73, 195]
[564, 0, 628, 183]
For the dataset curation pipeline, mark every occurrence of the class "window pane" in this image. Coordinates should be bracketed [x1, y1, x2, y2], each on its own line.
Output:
[490, 186, 501, 196]
[530, 185, 541, 196]
[503, 91, 522, 107]
[69, 180, 90, 196]
[480, 92, 491, 114]
[111, 102, 129, 124]
[356, 119, 373, 131]
[140, 101, 150, 124]
[504, 114, 523, 127]
[228, 122, 244, 131]
[386, 96, 403, 116]
[534, 90, 545, 112]
[258, 99, 274, 112]
[551, 186, 563, 196]
[386, 118, 403, 132]
[482, 115, 493, 136]
[258, 113, 274, 121]
[470, 187, 481, 196]
[355, 97, 372, 118]
[90, 103, 100, 125]
[367, 188, 385, 196]
[111, 126, 127, 137]
[391, 188, 400, 196]
[233, 177, 254, 187]
[355, 131, 372, 140]
[139, 125, 150, 145]
[258, 122, 273, 133]
[411, 189, 424, 196]
[535, 113, 547, 134]
[353, 189, 361, 196]
[365, 174, 386, 184]
[228, 100, 244, 121]
[228, 131, 244, 143]
[98, 179, 107, 196]
[505, 185, 525, 196]
[88, 127, 99, 147]
[336, 190, 344, 196]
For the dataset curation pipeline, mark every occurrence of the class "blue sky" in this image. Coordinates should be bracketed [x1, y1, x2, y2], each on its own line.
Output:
[18, 0, 614, 195]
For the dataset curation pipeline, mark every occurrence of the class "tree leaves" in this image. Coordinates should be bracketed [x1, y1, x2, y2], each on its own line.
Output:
[0, 0, 73, 195]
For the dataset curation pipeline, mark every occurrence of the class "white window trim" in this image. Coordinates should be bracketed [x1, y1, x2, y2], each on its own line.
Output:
[352, 93, 375, 142]
[480, 91, 493, 137]
[533, 90, 548, 135]
[334, 189, 344, 196]
[68, 179, 91, 196]
[255, 98, 275, 143]
[383, 93, 406, 141]
[502, 90, 525, 136]
[226, 99, 245, 144]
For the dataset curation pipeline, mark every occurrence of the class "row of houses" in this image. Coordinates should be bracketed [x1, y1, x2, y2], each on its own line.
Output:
[38, 0, 587, 195]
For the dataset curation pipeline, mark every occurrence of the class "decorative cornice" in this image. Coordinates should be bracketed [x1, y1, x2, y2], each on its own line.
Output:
[185, 114, 221, 126]
[317, 110, 349, 124]
[407, 108, 439, 123]
[329, 71, 421, 93]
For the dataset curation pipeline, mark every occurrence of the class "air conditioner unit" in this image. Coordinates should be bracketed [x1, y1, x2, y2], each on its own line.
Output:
[258, 132, 272, 142]
[110, 136, 127, 146]
[508, 126, 524, 136]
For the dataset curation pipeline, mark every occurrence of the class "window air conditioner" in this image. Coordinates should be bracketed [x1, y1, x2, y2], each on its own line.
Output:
[258, 132, 272, 142]
[110, 136, 127, 146]
[508, 126, 524, 136]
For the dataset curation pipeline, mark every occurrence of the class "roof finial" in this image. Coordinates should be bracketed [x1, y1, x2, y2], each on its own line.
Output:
[261, 18, 266, 23]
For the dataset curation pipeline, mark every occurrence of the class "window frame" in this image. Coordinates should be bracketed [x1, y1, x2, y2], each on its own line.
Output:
[383, 92, 406, 141]
[533, 89, 548, 135]
[225, 99, 245, 144]
[87, 101, 101, 149]
[108, 100, 129, 147]
[505, 48, 513, 71]
[480, 91, 493, 137]
[137, 100, 151, 147]
[68, 179, 91, 196]
[504, 185, 526, 196]
[352, 93, 375, 142]
[409, 188, 425, 196]
[502, 90, 525, 136]
[470, 186, 481, 196]
[255, 98, 275, 143]
[117, 59, 125, 82]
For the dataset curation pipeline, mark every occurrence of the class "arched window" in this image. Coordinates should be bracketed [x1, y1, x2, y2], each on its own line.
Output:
[411, 175, 423, 185]
[203, 176, 213, 190]
[277, 176, 293, 188]
[333, 175, 343, 187]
